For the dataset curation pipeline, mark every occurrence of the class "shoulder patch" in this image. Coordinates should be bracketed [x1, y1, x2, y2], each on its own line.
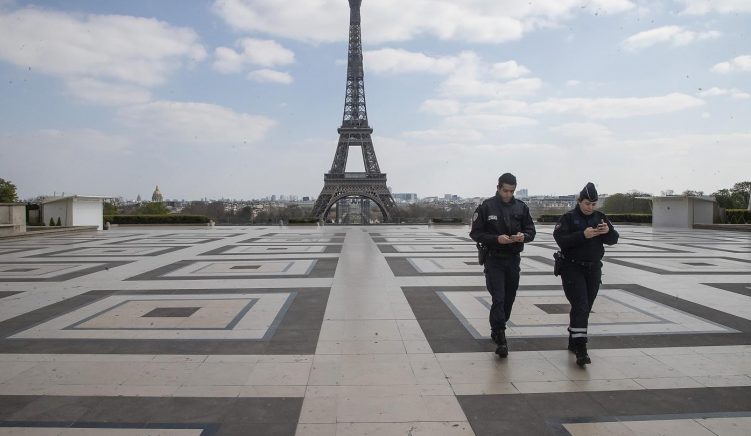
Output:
[555, 223, 561, 230]
[473, 212, 478, 222]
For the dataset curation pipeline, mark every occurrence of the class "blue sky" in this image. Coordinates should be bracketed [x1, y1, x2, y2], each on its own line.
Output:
[0, 0, 749, 200]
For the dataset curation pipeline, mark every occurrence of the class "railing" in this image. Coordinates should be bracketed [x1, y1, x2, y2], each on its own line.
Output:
[325, 172, 387, 180]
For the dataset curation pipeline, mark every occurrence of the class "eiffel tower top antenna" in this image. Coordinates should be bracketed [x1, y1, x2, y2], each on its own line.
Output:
[342, 0, 368, 129]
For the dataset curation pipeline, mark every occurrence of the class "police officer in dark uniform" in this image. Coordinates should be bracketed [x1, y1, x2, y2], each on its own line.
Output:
[470, 173, 536, 358]
[553, 182, 619, 366]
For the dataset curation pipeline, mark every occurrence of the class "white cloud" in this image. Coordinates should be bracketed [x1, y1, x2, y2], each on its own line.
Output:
[362, 49, 539, 100]
[23, 128, 132, 153]
[526, 93, 704, 118]
[443, 114, 538, 132]
[212, 0, 633, 44]
[711, 55, 751, 74]
[363, 49, 458, 75]
[550, 122, 612, 139]
[117, 101, 276, 145]
[65, 78, 151, 106]
[0, 8, 206, 86]
[676, 0, 751, 15]
[0, 8, 206, 106]
[491, 61, 530, 79]
[426, 93, 704, 120]
[566, 80, 581, 87]
[441, 76, 543, 99]
[213, 38, 294, 73]
[247, 69, 293, 84]
[419, 99, 461, 116]
[698, 87, 750, 99]
[622, 26, 720, 51]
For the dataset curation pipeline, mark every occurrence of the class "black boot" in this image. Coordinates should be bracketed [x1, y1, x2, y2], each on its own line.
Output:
[491, 330, 508, 358]
[567, 336, 576, 353]
[575, 344, 591, 367]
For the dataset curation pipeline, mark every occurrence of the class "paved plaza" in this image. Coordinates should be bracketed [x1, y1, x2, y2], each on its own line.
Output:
[0, 225, 750, 435]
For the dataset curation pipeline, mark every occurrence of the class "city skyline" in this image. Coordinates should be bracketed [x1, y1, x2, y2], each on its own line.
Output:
[1, 0, 749, 200]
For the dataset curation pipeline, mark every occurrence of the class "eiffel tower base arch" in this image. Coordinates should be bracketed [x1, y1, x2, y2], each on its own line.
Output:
[311, 175, 397, 223]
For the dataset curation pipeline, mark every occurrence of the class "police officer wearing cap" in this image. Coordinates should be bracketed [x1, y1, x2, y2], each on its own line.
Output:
[553, 182, 619, 366]
[470, 173, 536, 358]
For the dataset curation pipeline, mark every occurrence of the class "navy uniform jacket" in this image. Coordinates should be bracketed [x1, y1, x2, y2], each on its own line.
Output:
[553, 205, 619, 263]
[470, 194, 536, 255]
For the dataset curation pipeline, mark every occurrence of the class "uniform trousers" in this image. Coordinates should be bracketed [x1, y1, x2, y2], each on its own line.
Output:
[560, 261, 602, 345]
[484, 254, 521, 332]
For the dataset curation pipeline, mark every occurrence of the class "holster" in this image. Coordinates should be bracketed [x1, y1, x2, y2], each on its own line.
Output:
[477, 243, 488, 265]
[553, 251, 562, 276]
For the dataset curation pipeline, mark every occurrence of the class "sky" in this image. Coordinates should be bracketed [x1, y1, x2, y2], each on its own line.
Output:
[0, 0, 749, 201]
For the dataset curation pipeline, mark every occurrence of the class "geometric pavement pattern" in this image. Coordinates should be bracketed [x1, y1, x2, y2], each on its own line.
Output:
[0, 226, 750, 435]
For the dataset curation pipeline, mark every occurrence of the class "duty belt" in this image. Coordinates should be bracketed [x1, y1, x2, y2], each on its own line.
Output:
[559, 253, 595, 268]
[487, 250, 518, 258]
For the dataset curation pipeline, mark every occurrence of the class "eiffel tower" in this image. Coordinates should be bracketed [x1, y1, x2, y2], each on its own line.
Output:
[311, 0, 397, 223]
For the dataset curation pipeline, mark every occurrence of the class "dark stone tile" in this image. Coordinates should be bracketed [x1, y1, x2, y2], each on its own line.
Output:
[0, 396, 38, 419]
[524, 392, 609, 418]
[126, 258, 338, 280]
[604, 256, 751, 275]
[702, 283, 751, 297]
[8, 396, 101, 422]
[29, 246, 186, 258]
[0, 261, 132, 282]
[143, 307, 201, 318]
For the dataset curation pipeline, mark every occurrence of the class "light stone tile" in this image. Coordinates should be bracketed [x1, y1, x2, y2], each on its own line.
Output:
[9, 361, 145, 386]
[696, 416, 751, 436]
[238, 385, 306, 397]
[334, 393, 429, 423]
[563, 422, 637, 436]
[422, 395, 467, 421]
[114, 385, 180, 397]
[450, 382, 519, 395]
[180, 362, 255, 386]
[0, 384, 50, 395]
[404, 340, 433, 354]
[172, 385, 241, 397]
[336, 355, 417, 385]
[122, 362, 200, 386]
[572, 379, 644, 392]
[299, 396, 338, 424]
[0, 361, 39, 383]
[245, 361, 312, 386]
[691, 375, 751, 387]
[335, 422, 474, 436]
[308, 356, 342, 386]
[622, 419, 716, 435]
[318, 320, 402, 341]
[651, 354, 745, 377]
[634, 376, 705, 390]
[203, 355, 261, 364]
[513, 380, 581, 393]
[396, 319, 428, 341]
[294, 423, 337, 436]
[597, 355, 687, 379]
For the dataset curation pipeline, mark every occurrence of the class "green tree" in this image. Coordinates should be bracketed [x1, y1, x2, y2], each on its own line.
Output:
[602, 193, 652, 214]
[56, 217, 62, 226]
[0, 178, 18, 203]
[712, 188, 745, 209]
[49, 217, 55, 226]
[732, 181, 751, 210]
[103, 201, 118, 215]
[136, 202, 170, 215]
